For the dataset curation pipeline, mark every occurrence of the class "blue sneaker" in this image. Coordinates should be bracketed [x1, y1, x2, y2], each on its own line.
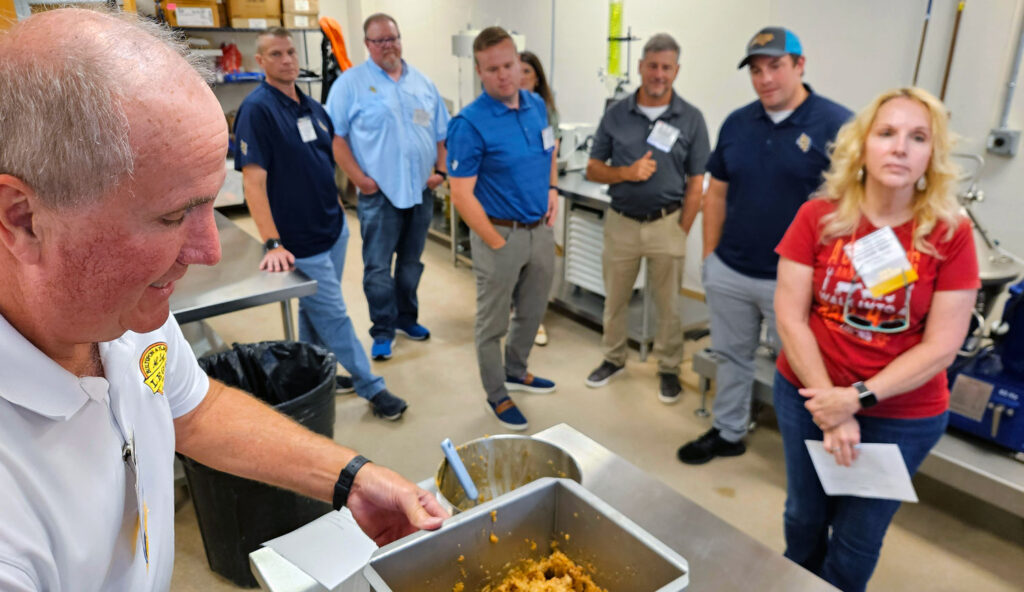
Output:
[396, 323, 431, 341]
[487, 397, 528, 431]
[504, 373, 556, 394]
[371, 337, 393, 360]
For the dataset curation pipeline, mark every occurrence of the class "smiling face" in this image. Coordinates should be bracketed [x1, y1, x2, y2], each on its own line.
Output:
[637, 49, 679, 102]
[748, 54, 805, 111]
[476, 39, 521, 104]
[862, 96, 933, 192]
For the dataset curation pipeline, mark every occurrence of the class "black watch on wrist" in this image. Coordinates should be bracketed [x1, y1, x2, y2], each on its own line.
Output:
[435, 170, 448, 181]
[264, 238, 282, 251]
[333, 455, 371, 511]
[852, 381, 878, 408]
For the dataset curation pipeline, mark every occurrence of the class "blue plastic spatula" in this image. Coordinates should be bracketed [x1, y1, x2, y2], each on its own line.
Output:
[440, 438, 479, 502]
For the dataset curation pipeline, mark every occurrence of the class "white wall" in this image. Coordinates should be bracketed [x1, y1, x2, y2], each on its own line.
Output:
[312, 0, 1024, 258]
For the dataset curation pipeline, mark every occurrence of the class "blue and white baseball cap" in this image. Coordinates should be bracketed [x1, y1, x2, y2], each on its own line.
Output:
[738, 26, 803, 69]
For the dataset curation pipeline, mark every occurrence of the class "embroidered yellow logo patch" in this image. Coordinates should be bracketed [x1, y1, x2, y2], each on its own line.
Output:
[140, 342, 167, 395]
[796, 132, 811, 153]
[751, 32, 774, 47]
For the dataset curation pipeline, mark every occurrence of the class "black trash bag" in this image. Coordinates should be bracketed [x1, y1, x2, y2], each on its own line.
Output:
[180, 340, 337, 588]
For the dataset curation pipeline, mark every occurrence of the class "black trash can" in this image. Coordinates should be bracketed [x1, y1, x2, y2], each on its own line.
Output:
[180, 341, 337, 588]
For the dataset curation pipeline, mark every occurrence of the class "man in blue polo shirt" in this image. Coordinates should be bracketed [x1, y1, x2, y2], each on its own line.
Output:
[447, 26, 559, 431]
[234, 28, 408, 421]
[678, 27, 851, 464]
[325, 13, 450, 362]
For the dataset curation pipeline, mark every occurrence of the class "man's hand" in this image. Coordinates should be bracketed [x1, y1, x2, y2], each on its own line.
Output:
[545, 188, 558, 227]
[356, 175, 380, 195]
[260, 246, 295, 272]
[426, 173, 445, 190]
[627, 150, 657, 182]
[346, 463, 448, 546]
[800, 385, 861, 431]
[823, 417, 861, 467]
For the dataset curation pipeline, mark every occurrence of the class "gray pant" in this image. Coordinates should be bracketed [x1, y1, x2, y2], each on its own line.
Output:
[470, 225, 555, 403]
[704, 252, 779, 442]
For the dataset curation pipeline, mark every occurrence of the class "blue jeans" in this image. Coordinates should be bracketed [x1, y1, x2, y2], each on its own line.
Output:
[773, 372, 947, 592]
[357, 188, 434, 340]
[292, 222, 385, 400]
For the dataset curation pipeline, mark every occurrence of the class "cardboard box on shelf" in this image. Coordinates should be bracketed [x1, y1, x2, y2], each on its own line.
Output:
[164, 1, 222, 28]
[227, 0, 280, 19]
[282, 0, 317, 16]
[230, 16, 282, 29]
[282, 13, 318, 30]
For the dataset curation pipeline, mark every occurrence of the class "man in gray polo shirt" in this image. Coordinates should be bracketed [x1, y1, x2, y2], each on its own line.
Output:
[584, 33, 710, 403]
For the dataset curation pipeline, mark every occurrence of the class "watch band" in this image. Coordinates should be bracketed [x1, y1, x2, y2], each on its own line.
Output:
[852, 381, 878, 409]
[263, 238, 282, 251]
[435, 170, 448, 180]
[333, 455, 371, 511]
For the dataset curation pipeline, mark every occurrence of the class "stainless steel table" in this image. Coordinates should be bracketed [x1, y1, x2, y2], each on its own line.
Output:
[250, 424, 836, 591]
[170, 211, 317, 339]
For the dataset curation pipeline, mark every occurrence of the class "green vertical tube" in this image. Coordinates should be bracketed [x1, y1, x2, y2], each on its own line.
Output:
[608, 0, 623, 76]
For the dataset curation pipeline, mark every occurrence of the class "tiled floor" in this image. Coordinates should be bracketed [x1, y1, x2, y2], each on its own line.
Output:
[170, 209, 1024, 591]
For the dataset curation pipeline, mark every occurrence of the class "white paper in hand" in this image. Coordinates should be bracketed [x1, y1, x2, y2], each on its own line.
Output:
[804, 440, 919, 503]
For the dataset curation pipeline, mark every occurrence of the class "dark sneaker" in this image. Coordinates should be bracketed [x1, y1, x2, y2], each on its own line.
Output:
[504, 373, 556, 394]
[487, 397, 528, 431]
[369, 389, 407, 421]
[677, 428, 746, 465]
[334, 375, 355, 394]
[396, 323, 431, 341]
[658, 373, 682, 404]
[371, 337, 394, 360]
[585, 360, 625, 388]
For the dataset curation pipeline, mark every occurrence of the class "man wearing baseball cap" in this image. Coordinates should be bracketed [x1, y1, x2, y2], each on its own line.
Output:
[677, 27, 851, 464]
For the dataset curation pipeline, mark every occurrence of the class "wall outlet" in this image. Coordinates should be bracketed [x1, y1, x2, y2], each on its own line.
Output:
[986, 128, 1021, 156]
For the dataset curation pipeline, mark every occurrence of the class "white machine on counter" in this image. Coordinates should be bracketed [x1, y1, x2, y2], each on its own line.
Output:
[557, 123, 597, 172]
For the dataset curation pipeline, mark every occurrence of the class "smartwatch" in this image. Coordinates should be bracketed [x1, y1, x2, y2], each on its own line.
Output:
[333, 455, 371, 510]
[852, 381, 878, 408]
[263, 238, 282, 251]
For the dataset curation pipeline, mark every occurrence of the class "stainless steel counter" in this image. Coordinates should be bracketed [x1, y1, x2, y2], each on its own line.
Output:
[170, 211, 317, 339]
[250, 424, 836, 592]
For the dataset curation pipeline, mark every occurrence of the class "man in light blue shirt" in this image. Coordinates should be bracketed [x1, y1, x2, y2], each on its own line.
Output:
[325, 12, 450, 361]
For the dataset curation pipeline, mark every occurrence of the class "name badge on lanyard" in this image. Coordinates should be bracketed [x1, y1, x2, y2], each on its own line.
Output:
[647, 120, 680, 153]
[297, 117, 317, 143]
[846, 226, 918, 297]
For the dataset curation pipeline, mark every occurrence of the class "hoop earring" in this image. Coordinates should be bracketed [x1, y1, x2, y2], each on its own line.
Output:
[856, 167, 865, 182]
[916, 176, 927, 191]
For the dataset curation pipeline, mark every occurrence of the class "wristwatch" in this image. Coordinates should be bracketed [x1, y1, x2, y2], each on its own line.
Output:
[434, 169, 448, 181]
[333, 455, 371, 510]
[263, 238, 282, 251]
[852, 381, 878, 408]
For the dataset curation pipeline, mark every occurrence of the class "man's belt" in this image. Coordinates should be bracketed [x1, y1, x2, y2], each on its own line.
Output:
[488, 216, 544, 230]
[611, 202, 682, 223]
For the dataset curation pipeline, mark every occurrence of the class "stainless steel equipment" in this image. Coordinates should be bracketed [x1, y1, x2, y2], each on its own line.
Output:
[364, 477, 689, 592]
[435, 435, 582, 513]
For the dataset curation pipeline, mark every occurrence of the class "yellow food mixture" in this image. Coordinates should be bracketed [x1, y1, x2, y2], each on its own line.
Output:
[483, 550, 606, 592]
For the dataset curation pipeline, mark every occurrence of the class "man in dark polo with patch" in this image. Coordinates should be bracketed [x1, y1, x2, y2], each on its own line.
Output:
[584, 33, 710, 404]
[677, 27, 851, 464]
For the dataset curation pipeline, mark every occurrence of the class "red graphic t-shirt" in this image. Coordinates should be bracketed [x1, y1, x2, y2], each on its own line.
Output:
[775, 198, 980, 419]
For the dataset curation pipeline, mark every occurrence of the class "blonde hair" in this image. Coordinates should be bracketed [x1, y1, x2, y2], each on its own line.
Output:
[817, 87, 961, 256]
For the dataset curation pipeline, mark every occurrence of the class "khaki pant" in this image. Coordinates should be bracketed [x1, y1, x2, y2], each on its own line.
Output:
[601, 208, 686, 374]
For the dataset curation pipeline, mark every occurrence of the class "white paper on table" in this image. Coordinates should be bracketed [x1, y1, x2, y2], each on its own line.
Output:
[262, 509, 378, 590]
[804, 440, 919, 503]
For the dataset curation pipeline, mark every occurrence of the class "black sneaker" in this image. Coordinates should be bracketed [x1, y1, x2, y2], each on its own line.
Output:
[658, 373, 682, 404]
[369, 389, 407, 421]
[585, 360, 625, 388]
[677, 428, 746, 465]
[335, 375, 355, 394]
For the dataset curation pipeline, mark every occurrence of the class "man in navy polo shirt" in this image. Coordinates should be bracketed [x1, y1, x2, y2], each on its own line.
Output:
[447, 26, 559, 431]
[234, 28, 408, 421]
[678, 27, 851, 464]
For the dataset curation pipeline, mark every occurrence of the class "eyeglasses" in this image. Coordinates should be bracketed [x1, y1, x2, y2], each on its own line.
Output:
[366, 36, 401, 47]
[842, 273, 913, 334]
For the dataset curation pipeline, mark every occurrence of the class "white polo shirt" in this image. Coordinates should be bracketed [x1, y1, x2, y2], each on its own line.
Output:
[0, 313, 208, 591]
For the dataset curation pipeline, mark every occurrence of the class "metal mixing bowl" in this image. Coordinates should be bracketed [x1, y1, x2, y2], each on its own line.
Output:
[435, 435, 582, 513]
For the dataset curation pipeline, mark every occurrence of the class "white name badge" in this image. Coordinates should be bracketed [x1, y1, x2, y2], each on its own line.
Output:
[413, 108, 431, 127]
[846, 226, 918, 297]
[541, 126, 555, 150]
[297, 117, 317, 143]
[647, 120, 680, 152]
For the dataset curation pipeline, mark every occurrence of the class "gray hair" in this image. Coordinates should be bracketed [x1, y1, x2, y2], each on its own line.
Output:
[257, 26, 293, 53]
[642, 33, 680, 61]
[0, 8, 212, 209]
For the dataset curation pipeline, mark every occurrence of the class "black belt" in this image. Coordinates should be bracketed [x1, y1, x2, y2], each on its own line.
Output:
[489, 216, 544, 229]
[611, 202, 682, 223]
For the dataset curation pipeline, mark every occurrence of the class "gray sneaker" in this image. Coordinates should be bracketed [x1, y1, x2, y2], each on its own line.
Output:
[370, 389, 407, 420]
[585, 360, 625, 388]
[658, 373, 682, 404]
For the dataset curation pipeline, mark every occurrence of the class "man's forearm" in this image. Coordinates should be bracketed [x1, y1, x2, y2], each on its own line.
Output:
[242, 173, 280, 242]
[435, 141, 447, 174]
[585, 159, 629, 185]
[332, 135, 370, 186]
[702, 183, 727, 256]
[680, 175, 704, 233]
